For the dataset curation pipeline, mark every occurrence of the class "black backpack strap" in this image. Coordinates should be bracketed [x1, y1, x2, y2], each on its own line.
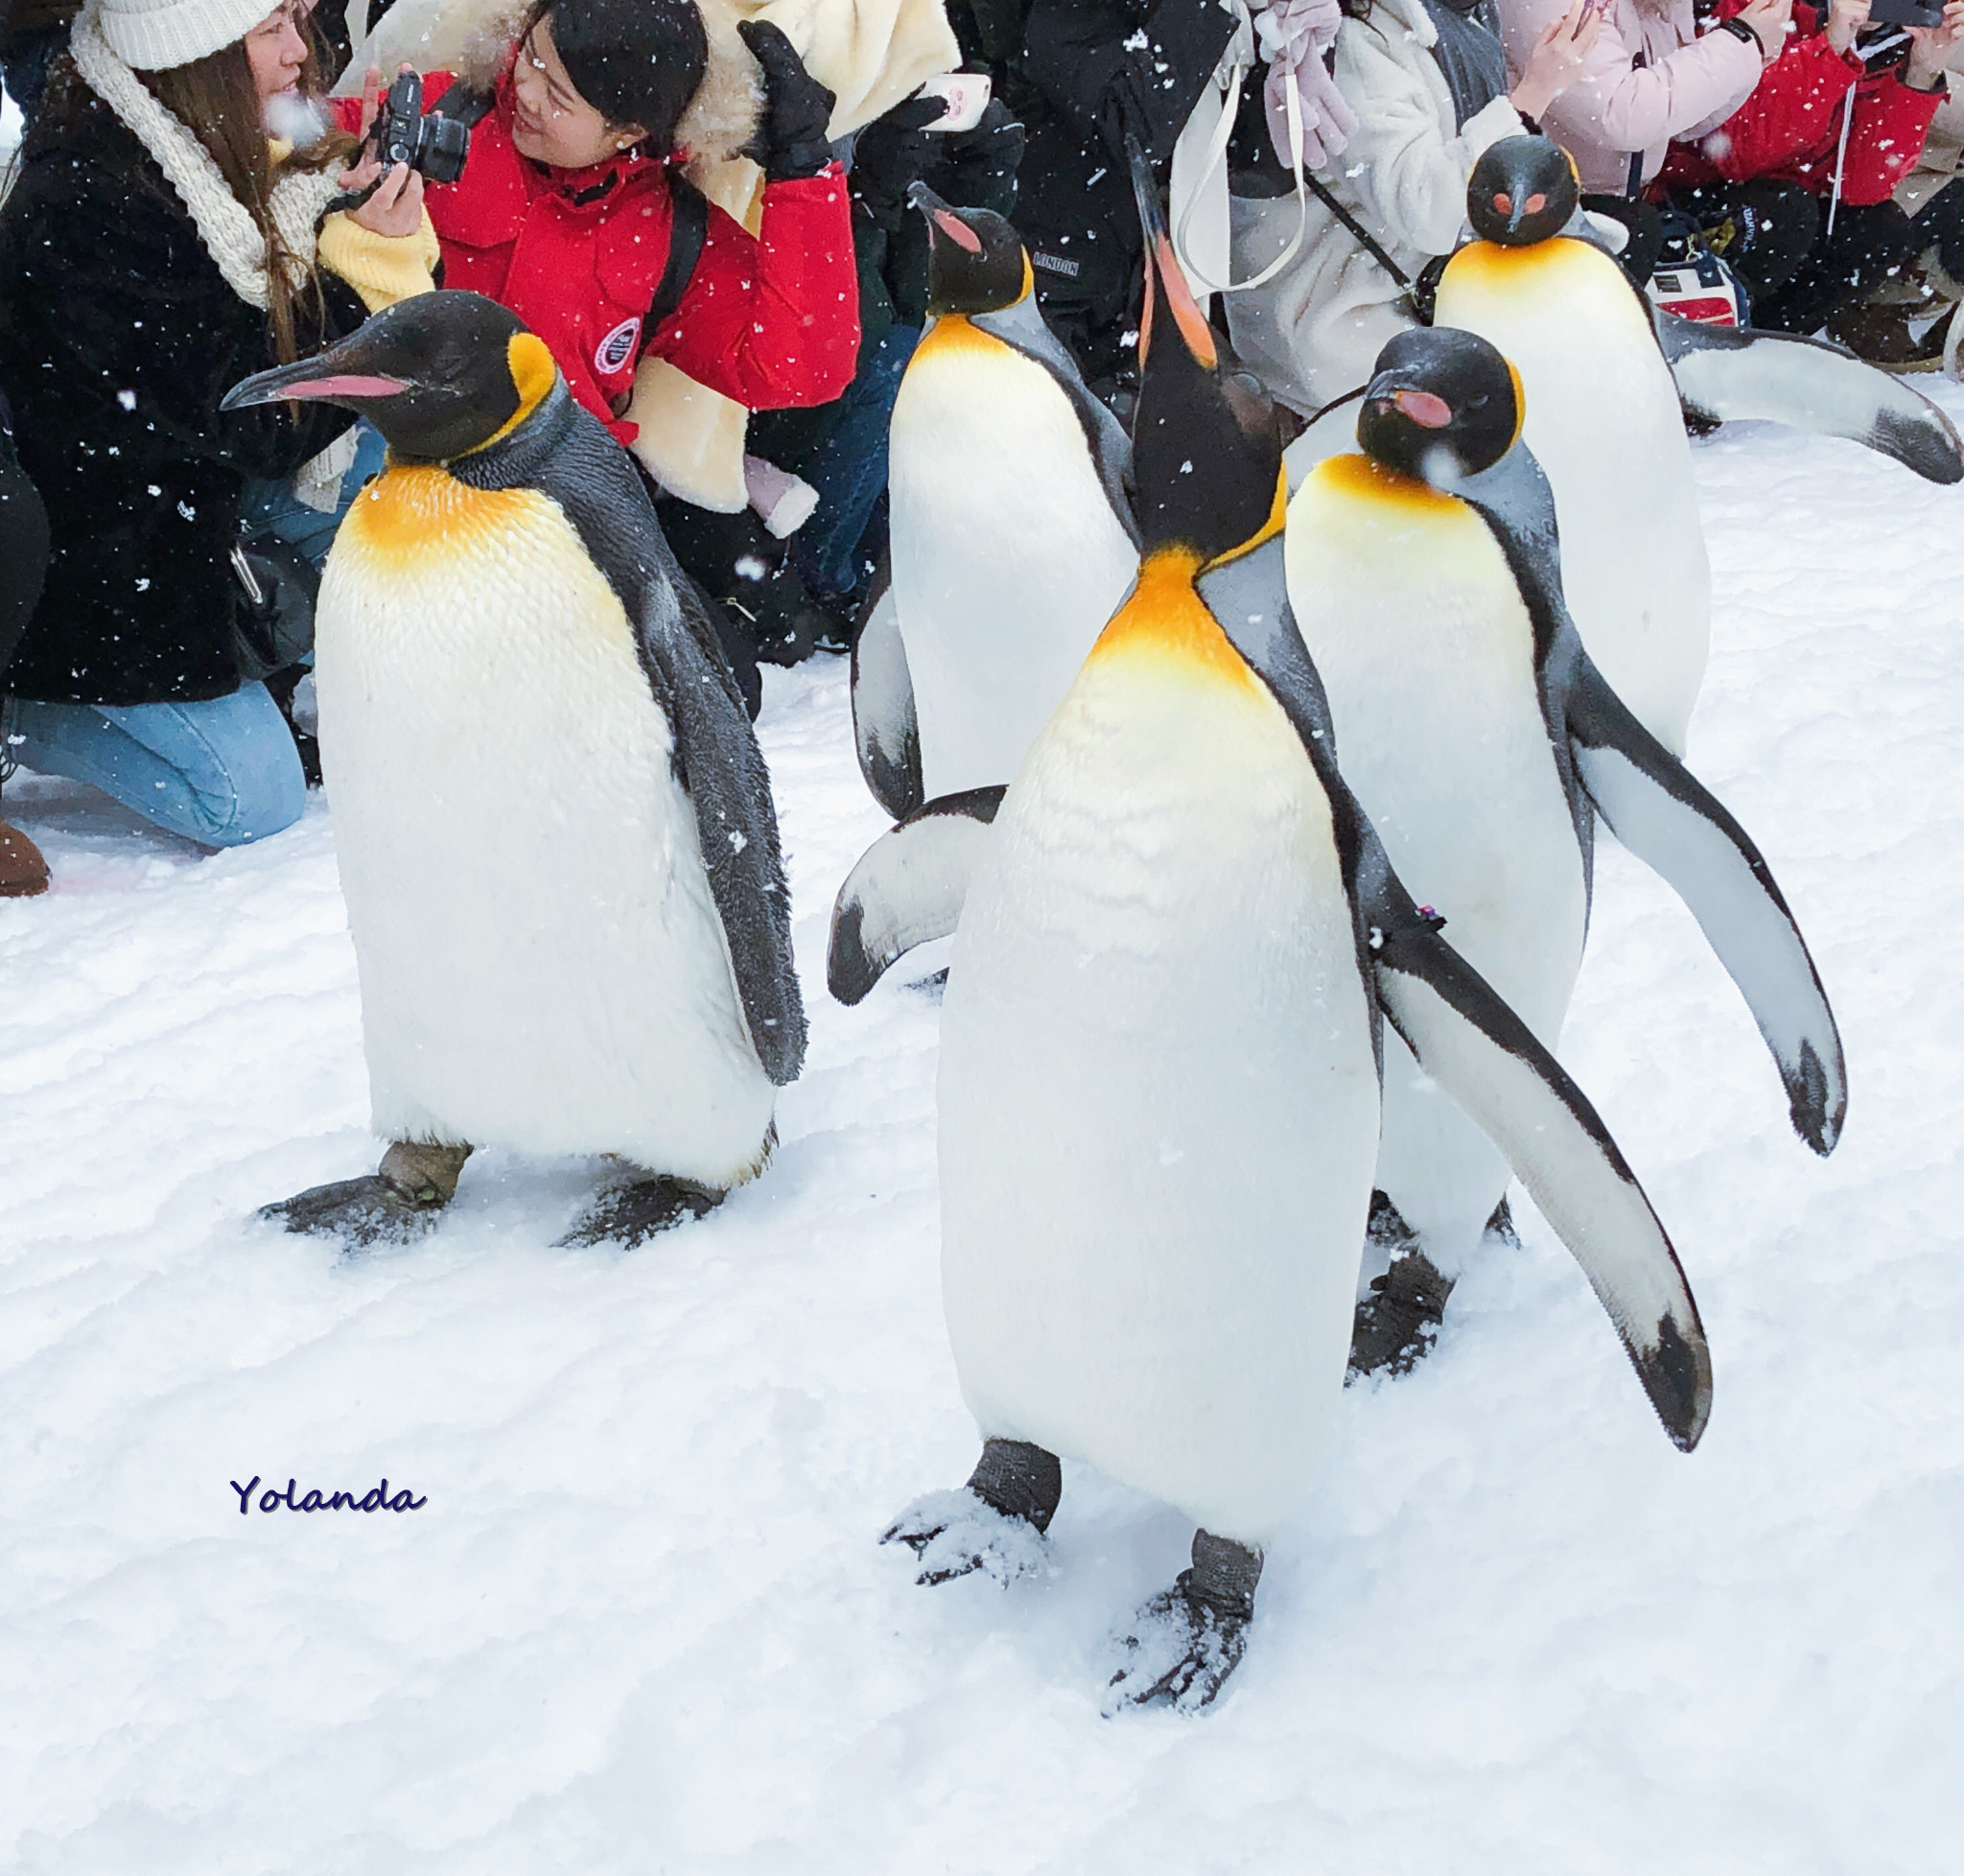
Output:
[648, 173, 710, 328]
[1303, 171, 1413, 289]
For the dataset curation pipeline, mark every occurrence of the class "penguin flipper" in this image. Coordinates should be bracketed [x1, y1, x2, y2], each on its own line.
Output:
[1565, 660, 1846, 1156]
[638, 581, 808, 1084]
[1361, 848, 1712, 1451]
[829, 786, 1005, 1005]
[1656, 314, 1964, 485]
[851, 567, 924, 821]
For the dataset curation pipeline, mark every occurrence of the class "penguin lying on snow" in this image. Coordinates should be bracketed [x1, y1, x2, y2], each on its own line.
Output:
[1286, 326, 1846, 1373]
[1291, 137, 1963, 757]
[852, 185, 1139, 819]
[223, 293, 805, 1250]
[861, 149, 1713, 1716]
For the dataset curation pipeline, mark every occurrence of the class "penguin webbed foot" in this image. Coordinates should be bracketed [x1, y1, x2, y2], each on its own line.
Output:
[880, 1437, 1061, 1586]
[1347, 1191, 1456, 1380]
[259, 1140, 471, 1249]
[555, 1174, 723, 1250]
[1104, 1532, 1262, 1718]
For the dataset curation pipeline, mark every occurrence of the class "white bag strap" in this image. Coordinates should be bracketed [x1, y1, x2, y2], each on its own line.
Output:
[1169, 0, 1312, 295]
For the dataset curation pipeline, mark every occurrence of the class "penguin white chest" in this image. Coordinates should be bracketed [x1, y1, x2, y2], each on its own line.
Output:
[937, 563, 1380, 1545]
[315, 468, 775, 1184]
[1436, 241, 1710, 752]
[1285, 461, 1586, 1033]
[889, 316, 1138, 798]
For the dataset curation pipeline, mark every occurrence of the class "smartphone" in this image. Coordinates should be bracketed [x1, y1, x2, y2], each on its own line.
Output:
[1867, 0, 1942, 26]
[915, 73, 993, 133]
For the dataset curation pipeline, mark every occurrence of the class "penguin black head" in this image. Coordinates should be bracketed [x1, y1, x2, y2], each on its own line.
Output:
[222, 292, 559, 464]
[1465, 136, 1580, 246]
[1356, 328, 1523, 487]
[1128, 140, 1284, 562]
[911, 183, 1031, 316]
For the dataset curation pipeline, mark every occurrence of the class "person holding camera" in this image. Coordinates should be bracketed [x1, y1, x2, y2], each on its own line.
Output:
[0, 0, 439, 853]
[1653, 0, 1964, 336]
[377, 0, 859, 455]
[1496, 0, 1771, 284]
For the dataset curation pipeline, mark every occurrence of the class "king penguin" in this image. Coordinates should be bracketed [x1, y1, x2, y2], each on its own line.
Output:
[1285, 326, 1847, 1371]
[222, 292, 805, 1249]
[865, 147, 1715, 1716]
[855, 185, 1139, 818]
[1410, 137, 1962, 756]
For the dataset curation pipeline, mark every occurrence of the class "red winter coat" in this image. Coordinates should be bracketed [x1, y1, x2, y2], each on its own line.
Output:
[1655, 2, 1941, 205]
[338, 71, 860, 444]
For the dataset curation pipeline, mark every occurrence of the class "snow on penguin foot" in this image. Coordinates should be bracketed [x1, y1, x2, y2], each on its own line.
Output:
[879, 1489, 1053, 1588]
[1103, 1532, 1264, 1718]
[554, 1174, 723, 1250]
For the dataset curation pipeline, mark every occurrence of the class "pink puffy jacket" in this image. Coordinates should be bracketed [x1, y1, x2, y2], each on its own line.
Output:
[1497, 0, 1765, 193]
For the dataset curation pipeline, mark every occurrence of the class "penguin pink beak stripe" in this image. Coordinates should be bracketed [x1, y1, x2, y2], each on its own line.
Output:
[1394, 388, 1454, 430]
[258, 374, 409, 402]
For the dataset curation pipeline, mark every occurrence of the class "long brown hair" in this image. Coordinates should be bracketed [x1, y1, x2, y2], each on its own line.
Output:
[137, 22, 356, 363]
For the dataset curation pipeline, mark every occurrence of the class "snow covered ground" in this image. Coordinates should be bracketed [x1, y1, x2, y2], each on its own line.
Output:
[3, 399, 1961, 1873]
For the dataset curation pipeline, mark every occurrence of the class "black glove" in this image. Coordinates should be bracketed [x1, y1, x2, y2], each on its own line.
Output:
[737, 20, 837, 181]
[848, 93, 953, 221]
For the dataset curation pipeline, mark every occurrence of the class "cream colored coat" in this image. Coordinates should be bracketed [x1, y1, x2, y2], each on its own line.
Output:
[1226, 0, 1526, 415]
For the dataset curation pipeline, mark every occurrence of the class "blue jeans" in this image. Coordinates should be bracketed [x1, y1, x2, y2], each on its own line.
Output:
[0, 425, 384, 847]
[790, 324, 920, 602]
[3, 684, 306, 848]
[241, 421, 386, 572]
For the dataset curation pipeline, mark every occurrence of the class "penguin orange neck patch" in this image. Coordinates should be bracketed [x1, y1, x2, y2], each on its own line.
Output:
[913, 313, 1001, 362]
[1087, 549, 1260, 692]
[1316, 453, 1465, 518]
[340, 464, 548, 568]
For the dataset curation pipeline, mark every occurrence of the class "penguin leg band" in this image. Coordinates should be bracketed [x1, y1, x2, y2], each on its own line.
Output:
[378, 1139, 473, 1208]
[966, 1439, 1064, 1534]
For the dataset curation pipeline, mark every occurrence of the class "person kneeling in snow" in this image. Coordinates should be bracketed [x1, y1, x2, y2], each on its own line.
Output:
[0, 0, 438, 855]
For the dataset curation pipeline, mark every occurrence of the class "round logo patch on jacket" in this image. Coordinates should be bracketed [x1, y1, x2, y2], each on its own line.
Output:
[596, 317, 642, 375]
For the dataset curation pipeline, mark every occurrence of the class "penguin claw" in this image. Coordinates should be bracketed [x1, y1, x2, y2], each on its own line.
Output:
[879, 1488, 1050, 1587]
[258, 1175, 447, 1250]
[1102, 1577, 1250, 1717]
[554, 1175, 721, 1250]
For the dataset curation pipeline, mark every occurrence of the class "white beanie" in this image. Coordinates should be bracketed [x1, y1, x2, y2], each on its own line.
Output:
[91, 0, 283, 72]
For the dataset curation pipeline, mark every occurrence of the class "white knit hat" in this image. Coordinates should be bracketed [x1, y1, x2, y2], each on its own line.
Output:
[90, 0, 283, 72]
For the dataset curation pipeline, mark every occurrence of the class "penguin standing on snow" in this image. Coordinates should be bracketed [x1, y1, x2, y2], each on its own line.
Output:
[853, 185, 1139, 818]
[1285, 326, 1846, 1371]
[864, 150, 1715, 1716]
[223, 293, 804, 1249]
[1416, 137, 1962, 755]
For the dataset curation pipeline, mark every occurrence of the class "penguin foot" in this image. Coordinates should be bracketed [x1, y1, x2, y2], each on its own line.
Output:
[1104, 1532, 1262, 1718]
[1347, 1247, 1455, 1381]
[879, 1488, 1052, 1586]
[260, 1140, 471, 1249]
[555, 1175, 722, 1249]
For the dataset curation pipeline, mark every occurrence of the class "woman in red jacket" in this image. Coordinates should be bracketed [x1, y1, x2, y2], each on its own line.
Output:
[353, 0, 860, 447]
[1653, 0, 1964, 332]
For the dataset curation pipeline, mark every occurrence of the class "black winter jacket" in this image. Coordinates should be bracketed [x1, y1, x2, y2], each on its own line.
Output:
[0, 64, 363, 704]
[995, 0, 1236, 398]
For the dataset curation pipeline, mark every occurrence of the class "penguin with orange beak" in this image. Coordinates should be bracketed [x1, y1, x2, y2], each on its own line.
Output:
[222, 292, 804, 1250]
[869, 147, 1715, 1716]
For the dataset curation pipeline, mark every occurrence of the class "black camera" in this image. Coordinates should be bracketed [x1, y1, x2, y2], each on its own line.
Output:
[1866, 0, 1944, 28]
[372, 69, 470, 185]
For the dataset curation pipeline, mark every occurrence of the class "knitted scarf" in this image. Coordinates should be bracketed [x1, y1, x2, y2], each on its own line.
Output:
[69, 9, 358, 506]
